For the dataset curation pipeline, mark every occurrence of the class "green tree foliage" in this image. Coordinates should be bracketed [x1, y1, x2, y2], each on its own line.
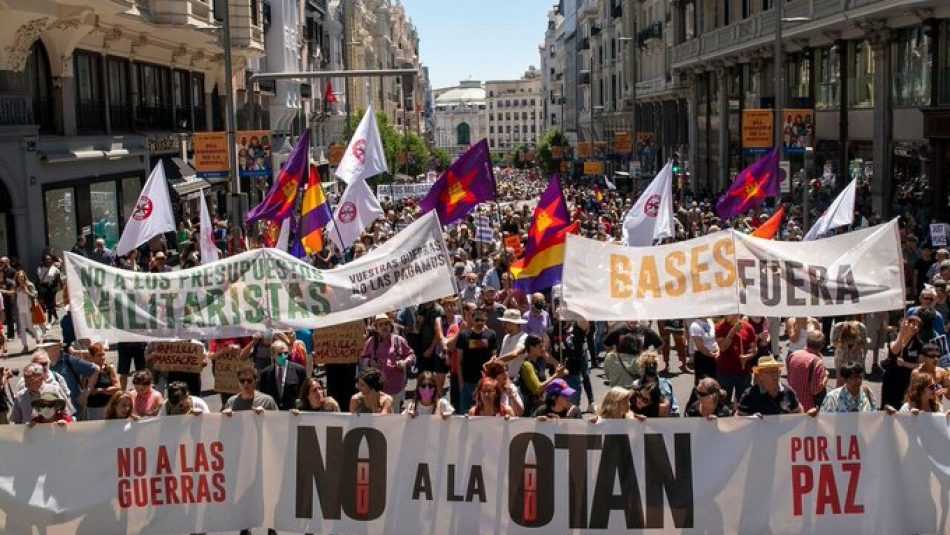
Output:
[537, 128, 569, 177]
[342, 109, 433, 179]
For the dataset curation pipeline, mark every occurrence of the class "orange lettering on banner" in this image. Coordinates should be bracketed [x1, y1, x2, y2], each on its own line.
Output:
[636, 256, 661, 299]
[713, 239, 736, 287]
[664, 251, 688, 297]
[690, 244, 711, 293]
[610, 254, 632, 298]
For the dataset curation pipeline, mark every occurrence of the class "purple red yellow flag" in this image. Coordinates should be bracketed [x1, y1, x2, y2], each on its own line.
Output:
[511, 221, 580, 293]
[245, 130, 310, 224]
[715, 148, 782, 220]
[418, 139, 495, 226]
[299, 163, 333, 254]
[524, 175, 569, 257]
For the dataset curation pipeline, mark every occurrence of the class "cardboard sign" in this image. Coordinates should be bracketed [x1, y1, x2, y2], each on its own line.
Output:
[312, 321, 366, 365]
[503, 235, 524, 258]
[146, 341, 206, 374]
[930, 223, 947, 247]
[212, 346, 245, 394]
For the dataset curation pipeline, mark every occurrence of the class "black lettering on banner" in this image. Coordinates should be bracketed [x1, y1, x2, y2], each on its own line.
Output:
[835, 266, 859, 304]
[760, 260, 782, 306]
[411, 463, 432, 501]
[736, 259, 755, 304]
[555, 433, 603, 529]
[785, 260, 807, 307]
[340, 427, 387, 520]
[589, 434, 644, 529]
[295, 426, 343, 519]
[508, 433, 555, 527]
[644, 433, 693, 529]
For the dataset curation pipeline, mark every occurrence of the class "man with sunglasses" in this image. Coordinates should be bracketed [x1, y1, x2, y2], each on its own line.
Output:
[222, 364, 277, 414]
[456, 308, 497, 413]
[907, 288, 946, 335]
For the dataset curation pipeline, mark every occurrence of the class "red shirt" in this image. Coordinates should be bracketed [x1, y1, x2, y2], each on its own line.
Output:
[714, 320, 757, 374]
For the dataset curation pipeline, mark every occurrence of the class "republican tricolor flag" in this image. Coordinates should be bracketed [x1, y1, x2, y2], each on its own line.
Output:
[299, 163, 333, 254]
[525, 175, 569, 257]
[419, 139, 496, 226]
[715, 148, 782, 220]
[511, 221, 580, 293]
[245, 130, 310, 225]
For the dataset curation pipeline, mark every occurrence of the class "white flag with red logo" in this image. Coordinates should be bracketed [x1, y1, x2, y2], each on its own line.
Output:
[621, 161, 674, 246]
[803, 178, 857, 241]
[115, 162, 176, 257]
[198, 191, 219, 264]
[335, 104, 388, 185]
[326, 179, 384, 251]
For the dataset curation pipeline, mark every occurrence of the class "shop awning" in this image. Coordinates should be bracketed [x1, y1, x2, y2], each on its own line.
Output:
[172, 177, 213, 197]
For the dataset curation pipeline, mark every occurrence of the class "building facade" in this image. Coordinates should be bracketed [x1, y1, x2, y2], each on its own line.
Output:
[485, 68, 544, 154]
[671, 0, 950, 217]
[0, 0, 264, 268]
[432, 81, 487, 157]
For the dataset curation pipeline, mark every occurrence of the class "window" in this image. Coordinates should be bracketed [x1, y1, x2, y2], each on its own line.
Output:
[489, 125, 494, 134]
[137, 62, 173, 129]
[684, 0, 696, 41]
[892, 28, 931, 107]
[173, 70, 191, 130]
[456, 122, 471, 145]
[74, 51, 105, 133]
[192, 72, 206, 131]
[848, 40, 874, 108]
[816, 45, 841, 109]
[0, 41, 53, 132]
[251, 0, 260, 26]
[522, 111, 527, 120]
[107, 58, 131, 130]
[786, 51, 811, 100]
[44, 188, 76, 255]
[90, 181, 120, 249]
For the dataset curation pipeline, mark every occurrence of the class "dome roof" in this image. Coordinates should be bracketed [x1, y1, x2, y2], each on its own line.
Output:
[435, 82, 486, 105]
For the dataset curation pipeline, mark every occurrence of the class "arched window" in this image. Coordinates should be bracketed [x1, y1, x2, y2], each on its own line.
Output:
[0, 40, 52, 132]
[457, 122, 471, 146]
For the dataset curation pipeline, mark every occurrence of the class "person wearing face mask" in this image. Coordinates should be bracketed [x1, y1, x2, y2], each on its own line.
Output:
[361, 314, 415, 411]
[403, 371, 454, 418]
[523, 293, 552, 339]
[630, 351, 679, 416]
[28, 391, 72, 425]
[259, 340, 307, 411]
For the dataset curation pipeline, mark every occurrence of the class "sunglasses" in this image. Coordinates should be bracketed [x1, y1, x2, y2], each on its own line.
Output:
[927, 383, 942, 392]
[419, 384, 436, 390]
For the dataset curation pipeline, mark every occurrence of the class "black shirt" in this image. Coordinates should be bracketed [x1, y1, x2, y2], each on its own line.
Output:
[736, 384, 801, 415]
[457, 328, 497, 384]
[551, 324, 587, 375]
[604, 325, 664, 354]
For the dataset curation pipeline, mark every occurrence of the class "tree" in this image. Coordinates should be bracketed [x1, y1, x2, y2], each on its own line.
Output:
[537, 128, 569, 177]
[431, 147, 452, 170]
[507, 144, 532, 170]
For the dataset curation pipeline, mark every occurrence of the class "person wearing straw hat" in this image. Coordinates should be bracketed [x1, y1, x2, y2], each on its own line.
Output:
[736, 355, 803, 416]
[497, 308, 529, 378]
[360, 313, 415, 412]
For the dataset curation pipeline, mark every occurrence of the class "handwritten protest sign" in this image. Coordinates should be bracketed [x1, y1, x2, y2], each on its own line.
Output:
[503, 235, 524, 257]
[312, 321, 365, 365]
[146, 341, 206, 374]
[211, 346, 245, 394]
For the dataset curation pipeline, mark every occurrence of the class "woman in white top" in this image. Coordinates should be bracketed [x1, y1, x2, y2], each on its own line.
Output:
[403, 371, 454, 418]
[3, 270, 39, 352]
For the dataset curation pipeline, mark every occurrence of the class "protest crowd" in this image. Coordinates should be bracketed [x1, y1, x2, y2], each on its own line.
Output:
[2, 141, 947, 431]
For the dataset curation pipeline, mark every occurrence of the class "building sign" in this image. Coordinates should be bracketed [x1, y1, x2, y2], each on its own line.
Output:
[148, 134, 181, 154]
[329, 144, 346, 167]
[782, 109, 815, 153]
[742, 110, 774, 149]
[237, 130, 272, 179]
[577, 142, 592, 159]
[583, 161, 604, 176]
[613, 131, 633, 153]
[193, 132, 229, 179]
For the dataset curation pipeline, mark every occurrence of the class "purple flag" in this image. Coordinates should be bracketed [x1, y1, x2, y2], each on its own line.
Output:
[715, 148, 782, 220]
[245, 130, 310, 225]
[524, 175, 570, 257]
[418, 140, 495, 226]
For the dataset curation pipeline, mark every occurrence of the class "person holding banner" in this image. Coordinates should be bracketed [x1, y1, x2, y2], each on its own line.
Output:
[594, 387, 638, 420]
[293, 378, 341, 413]
[160, 381, 210, 416]
[819, 363, 877, 413]
[736, 356, 803, 416]
[403, 371, 453, 418]
[349, 368, 393, 415]
[896, 372, 945, 414]
[222, 364, 278, 414]
[684, 378, 733, 419]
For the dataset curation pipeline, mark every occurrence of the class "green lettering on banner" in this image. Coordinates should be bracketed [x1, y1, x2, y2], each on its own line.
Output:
[112, 275, 127, 290]
[308, 283, 330, 316]
[205, 289, 229, 326]
[265, 282, 283, 321]
[162, 293, 177, 327]
[127, 294, 148, 330]
[79, 267, 97, 289]
[286, 283, 310, 320]
[244, 284, 264, 323]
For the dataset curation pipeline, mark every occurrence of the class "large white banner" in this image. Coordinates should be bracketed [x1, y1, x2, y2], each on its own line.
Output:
[563, 220, 905, 321]
[0, 413, 946, 534]
[64, 211, 455, 342]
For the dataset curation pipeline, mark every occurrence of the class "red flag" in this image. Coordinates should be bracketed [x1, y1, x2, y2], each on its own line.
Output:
[751, 205, 786, 239]
[324, 80, 338, 105]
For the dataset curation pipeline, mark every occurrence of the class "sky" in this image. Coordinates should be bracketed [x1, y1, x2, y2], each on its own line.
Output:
[401, 0, 553, 89]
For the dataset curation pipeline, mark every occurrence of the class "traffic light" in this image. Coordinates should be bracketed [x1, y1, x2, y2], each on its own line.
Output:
[671, 152, 681, 175]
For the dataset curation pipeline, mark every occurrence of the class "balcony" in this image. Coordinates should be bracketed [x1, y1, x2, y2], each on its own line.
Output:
[638, 21, 663, 47]
[671, 0, 899, 69]
[0, 94, 34, 127]
[76, 99, 106, 134]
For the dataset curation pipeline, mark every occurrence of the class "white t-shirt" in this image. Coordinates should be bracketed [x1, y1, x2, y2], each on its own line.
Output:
[402, 397, 454, 416]
[688, 319, 717, 355]
[500, 331, 528, 377]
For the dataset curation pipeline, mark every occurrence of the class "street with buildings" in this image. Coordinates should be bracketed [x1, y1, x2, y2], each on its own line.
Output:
[0, 1, 946, 534]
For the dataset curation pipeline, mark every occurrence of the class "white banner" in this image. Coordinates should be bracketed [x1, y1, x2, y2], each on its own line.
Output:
[64, 212, 455, 342]
[0, 413, 946, 534]
[563, 220, 905, 321]
[376, 183, 432, 201]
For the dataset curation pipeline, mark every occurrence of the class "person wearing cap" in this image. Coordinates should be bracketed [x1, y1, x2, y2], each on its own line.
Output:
[148, 251, 171, 273]
[497, 308, 529, 378]
[735, 356, 803, 416]
[818, 362, 877, 414]
[27, 391, 72, 425]
[46, 339, 98, 416]
[11, 363, 70, 424]
[531, 378, 581, 419]
[360, 313, 415, 410]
